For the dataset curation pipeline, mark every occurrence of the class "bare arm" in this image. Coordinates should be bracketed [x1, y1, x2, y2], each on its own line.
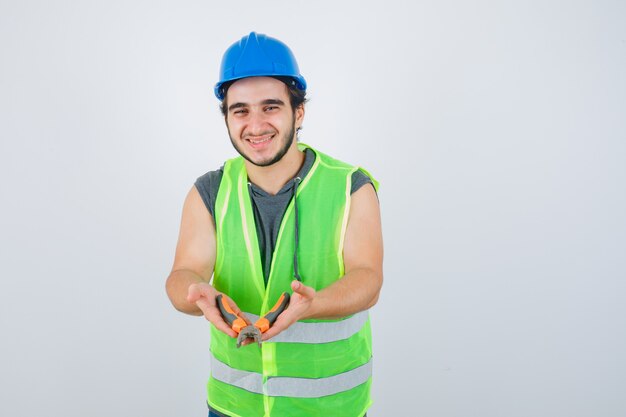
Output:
[165, 186, 242, 337]
[263, 183, 383, 340]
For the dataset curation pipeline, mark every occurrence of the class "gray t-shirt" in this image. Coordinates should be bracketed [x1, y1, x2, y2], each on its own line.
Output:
[194, 148, 372, 284]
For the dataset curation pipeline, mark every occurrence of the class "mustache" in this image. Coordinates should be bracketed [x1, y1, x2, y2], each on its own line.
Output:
[242, 130, 276, 139]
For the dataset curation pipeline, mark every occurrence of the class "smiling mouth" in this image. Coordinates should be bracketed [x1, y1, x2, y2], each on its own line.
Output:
[246, 134, 275, 145]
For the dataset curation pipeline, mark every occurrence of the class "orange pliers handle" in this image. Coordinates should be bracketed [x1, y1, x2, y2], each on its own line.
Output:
[255, 292, 290, 333]
[216, 292, 291, 348]
[216, 294, 248, 333]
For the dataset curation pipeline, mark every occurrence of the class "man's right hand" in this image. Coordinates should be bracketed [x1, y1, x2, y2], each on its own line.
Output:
[187, 283, 249, 338]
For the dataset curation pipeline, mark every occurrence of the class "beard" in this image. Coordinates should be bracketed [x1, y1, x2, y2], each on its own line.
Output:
[228, 117, 296, 167]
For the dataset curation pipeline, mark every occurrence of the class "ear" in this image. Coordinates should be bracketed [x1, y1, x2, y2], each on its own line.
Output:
[220, 100, 230, 124]
[295, 104, 305, 129]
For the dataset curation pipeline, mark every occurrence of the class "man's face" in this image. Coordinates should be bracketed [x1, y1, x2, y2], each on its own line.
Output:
[224, 77, 303, 167]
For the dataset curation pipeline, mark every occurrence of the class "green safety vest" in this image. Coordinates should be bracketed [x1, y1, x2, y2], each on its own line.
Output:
[208, 144, 378, 417]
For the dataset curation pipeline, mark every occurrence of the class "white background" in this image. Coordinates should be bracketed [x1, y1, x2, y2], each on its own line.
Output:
[1, 1, 625, 416]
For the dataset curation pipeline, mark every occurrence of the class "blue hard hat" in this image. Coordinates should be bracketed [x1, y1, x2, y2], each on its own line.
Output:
[214, 31, 307, 100]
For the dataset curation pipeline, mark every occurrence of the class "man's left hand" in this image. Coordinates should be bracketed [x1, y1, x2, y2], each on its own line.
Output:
[261, 280, 316, 341]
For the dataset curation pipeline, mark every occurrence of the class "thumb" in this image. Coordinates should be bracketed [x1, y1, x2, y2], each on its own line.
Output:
[291, 280, 315, 299]
[187, 283, 201, 303]
[187, 282, 212, 303]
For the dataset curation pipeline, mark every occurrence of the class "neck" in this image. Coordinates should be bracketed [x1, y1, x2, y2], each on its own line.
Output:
[245, 142, 305, 195]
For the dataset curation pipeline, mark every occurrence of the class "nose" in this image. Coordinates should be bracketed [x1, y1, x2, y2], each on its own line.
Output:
[244, 109, 273, 136]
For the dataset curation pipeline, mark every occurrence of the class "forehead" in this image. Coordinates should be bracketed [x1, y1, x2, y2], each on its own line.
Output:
[226, 76, 289, 103]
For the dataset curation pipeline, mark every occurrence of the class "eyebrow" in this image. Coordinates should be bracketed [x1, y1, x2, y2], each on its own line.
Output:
[228, 99, 286, 112]
[261, 99, 285, 106]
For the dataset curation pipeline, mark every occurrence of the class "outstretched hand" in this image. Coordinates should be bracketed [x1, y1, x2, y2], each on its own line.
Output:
[261, 280, 316, 341]
[187, 282, 250, 338]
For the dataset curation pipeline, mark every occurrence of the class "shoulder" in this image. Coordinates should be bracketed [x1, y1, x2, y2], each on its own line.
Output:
[351, 169, 374, 195]
[194, 167, 224, 196]
[195, 167, 224, 187]
[304, 146, 377, 195]
[308, 147, 354, 171]
[193, 166, 225, 218]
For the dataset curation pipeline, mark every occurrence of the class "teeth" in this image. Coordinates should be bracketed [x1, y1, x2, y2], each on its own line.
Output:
[249, 135, 273, 144]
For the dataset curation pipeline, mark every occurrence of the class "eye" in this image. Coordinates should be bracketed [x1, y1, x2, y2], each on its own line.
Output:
[233, 109, 248, 115]
[265, 106, 278, 112]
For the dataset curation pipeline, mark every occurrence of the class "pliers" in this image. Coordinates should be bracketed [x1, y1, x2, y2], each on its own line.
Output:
[216, 292, 291, 348]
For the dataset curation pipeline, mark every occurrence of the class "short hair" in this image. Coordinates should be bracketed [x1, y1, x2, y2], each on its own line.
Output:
[219, 76, 307, 116]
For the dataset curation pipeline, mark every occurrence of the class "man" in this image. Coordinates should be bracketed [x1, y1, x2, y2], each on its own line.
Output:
[166, 32, 383, 417]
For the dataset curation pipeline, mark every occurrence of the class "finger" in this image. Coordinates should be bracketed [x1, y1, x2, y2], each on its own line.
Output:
[291, 280, 315, 299]
[261, 310, 296, 341]
[187, 282, 214, 303]
[240, 337, 255, 347]
[241, 314, 252, 325]
[217, 294, 251, 326]
[222, 295, 252, 325]
[196, 297, 237, 337]
[261, 324, 281, 341]
[187, 283, 201, 303]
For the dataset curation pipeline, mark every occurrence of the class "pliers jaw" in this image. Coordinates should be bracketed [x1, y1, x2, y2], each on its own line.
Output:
[217, 292, 291, 349]
[236, 325, 262, 348]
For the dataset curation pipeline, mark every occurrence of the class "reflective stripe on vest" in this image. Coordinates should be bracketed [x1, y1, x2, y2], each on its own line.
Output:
[211, 352, 373, 398]
[243, 310, 369, 344]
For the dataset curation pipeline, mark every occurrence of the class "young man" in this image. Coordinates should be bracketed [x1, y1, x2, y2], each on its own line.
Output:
[166, 32, 383, 417]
